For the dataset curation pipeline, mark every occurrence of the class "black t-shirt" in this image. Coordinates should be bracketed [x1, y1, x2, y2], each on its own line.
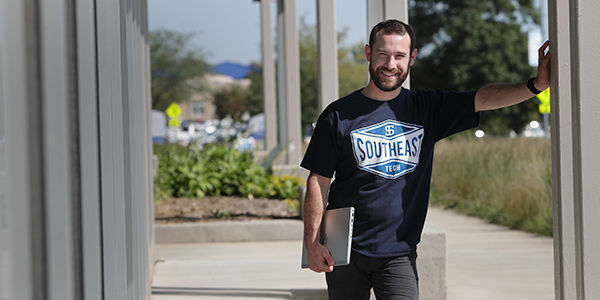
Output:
[301, 87, 480, 257]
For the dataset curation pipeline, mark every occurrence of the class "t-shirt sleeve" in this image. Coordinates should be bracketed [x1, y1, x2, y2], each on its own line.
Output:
[428, 89, 480, 141]
[300, 111, 338, 178]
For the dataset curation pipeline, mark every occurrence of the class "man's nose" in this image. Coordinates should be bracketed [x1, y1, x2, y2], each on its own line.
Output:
[385, 56, 396, 69]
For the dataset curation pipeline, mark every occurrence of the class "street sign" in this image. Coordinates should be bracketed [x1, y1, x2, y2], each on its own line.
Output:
[168, 119, 181, 128]
[537, 88, 550, 114]
[165, 102, 182, 128]
[165, 102, 182, 118]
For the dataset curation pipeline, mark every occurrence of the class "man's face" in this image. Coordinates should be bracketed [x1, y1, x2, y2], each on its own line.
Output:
[366, 32, 417, 92]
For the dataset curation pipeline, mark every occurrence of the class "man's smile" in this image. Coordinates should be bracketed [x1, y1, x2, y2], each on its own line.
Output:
[379, 69, 397, 78]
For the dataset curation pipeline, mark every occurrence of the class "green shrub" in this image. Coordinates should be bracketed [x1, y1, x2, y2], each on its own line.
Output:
[430, 137, 552, 236]
[153, 143, 305, 201]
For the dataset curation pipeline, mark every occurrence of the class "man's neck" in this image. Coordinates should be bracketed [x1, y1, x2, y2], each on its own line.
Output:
[362, 82, 402, 101]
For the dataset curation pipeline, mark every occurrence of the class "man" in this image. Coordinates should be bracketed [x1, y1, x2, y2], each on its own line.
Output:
[301, 19, 551, 299]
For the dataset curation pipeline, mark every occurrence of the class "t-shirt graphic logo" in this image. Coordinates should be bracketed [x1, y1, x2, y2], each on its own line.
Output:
[350, 120, 424, 179]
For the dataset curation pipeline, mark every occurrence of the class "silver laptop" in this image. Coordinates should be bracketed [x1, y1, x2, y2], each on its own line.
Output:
[301, 207, 355, 269]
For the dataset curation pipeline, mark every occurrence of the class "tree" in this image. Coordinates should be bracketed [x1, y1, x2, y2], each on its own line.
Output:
[244, 64, 265, 116]
[150, 29, 210, 111]
[211, 63, 263, 121]
[408, 0, 540, 135]
[299, 19, 320, 131]
[213, 86, 248, 121]
[338, 40, 368, 98]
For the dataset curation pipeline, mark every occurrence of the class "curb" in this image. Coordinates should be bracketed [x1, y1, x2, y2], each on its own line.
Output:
[153, 221, 447, 300]
[154, 219, 304, 243]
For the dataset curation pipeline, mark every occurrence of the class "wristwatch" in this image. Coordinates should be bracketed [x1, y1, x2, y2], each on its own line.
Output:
[527, 77, 543, 95]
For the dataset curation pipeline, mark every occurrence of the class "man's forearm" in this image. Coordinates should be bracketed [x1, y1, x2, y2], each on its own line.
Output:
[303, 173, 330, 249]
[303, 172, 335, 272]
[474, 80, 544, 112]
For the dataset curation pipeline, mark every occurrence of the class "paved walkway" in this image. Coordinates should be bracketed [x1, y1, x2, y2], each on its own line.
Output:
[151, 207, 555, 300]
[425, 207, 555, 300]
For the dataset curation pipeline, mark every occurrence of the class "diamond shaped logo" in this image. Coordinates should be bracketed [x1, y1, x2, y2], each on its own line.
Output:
[351, 120, 424, 179]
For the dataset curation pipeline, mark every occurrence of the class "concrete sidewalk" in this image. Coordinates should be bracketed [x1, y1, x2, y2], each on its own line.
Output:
[425, 207, 555, 300]
[152, 241, 327, 300]
[151, 207, 555, 300]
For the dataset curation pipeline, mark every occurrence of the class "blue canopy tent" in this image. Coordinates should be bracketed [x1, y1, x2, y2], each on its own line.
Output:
[210, 62, 260, 79]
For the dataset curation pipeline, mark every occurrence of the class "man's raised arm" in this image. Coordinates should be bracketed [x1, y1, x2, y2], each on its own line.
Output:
[475, 41, 551, 112]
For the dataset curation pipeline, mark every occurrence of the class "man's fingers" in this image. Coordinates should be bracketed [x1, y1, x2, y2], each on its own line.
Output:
[324, 252, 336, 269]
[538, 41, 547, 63]
[536, 41, 551, 88]
[308, 247, 336, 273]
[539, 40, 549, 53]
[309, 259, 333, 273]
[319, 250, 336, 272]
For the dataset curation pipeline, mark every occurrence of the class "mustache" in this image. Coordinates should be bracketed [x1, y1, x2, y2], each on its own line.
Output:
[376, 67, 398, 75]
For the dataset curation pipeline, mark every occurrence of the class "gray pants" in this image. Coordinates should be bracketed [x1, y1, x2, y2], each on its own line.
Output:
[326, 251, 419, 300]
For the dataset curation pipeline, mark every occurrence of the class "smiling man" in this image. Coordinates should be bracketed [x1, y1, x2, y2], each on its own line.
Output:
[365, 23, 416, 96]
[300, 19, 551, 300]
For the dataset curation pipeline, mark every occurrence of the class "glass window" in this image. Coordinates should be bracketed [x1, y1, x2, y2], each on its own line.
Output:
[192, 101, 205, 116]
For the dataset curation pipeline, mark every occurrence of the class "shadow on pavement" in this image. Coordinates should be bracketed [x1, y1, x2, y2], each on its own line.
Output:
[152, 286, 327, 299]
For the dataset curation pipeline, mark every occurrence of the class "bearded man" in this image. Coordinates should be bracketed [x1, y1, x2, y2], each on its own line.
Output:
[300, 19, 551, 300]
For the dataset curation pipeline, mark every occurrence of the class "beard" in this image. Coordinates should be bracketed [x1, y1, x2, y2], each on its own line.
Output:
[368, 63, 409, 92]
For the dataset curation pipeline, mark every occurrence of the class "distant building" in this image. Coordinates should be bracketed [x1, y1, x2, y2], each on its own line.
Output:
[178, 73, 251, 122]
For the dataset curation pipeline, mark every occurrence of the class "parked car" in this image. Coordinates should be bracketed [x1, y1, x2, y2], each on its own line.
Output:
[151, 110, 168, 144]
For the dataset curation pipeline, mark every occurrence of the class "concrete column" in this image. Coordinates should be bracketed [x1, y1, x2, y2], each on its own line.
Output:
[366, 0, 383, 32]
[548, 0, 576, 299]
[276, 0, 287, 163]
[366, 0, 410, 89]
[1, 1, 152, 299]
[276, 0, 302, 165]
[551, 0, 600, 298]
[260, 0, 278, 152]
[96, 1, 129, 298]
[75, 0, 104, 299]
[366, 1, 409, 41]
[569, 0, 600, 298]
[1, 1, 43, 298]
[39, 1, 80, 298]
[383, 0, 408, 21]
[316, 0, 339, 111]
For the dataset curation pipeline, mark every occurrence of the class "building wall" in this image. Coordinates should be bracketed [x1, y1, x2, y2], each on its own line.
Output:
[179, 91, 217, 121]
[0, 1, 153, 299]
[176, 74, 249, 122]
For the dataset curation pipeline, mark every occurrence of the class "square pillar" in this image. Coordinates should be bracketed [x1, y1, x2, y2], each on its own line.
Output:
[551, 0, 600, 298]
[569, 0, 600, 297]
[276, 0, 302, 165]
[382, 0, 408, 21]
[316, 0, 339, 111]
[548, 0, 576, 299]
[260, 0, 278, 152]
[366, 0, 409, 41]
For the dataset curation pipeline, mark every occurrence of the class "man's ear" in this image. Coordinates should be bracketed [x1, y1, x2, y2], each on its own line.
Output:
[409, 48, 418, 66]
[364, 44, 371, 62]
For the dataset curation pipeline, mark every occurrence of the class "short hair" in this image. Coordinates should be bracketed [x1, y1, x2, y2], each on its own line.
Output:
[368, 19, 416, 53]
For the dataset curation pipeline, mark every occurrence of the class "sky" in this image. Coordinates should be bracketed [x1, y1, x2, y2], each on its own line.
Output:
[147, 0, 367, 66]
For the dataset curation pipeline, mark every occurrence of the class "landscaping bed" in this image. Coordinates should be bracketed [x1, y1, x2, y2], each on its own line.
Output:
[154, 196, 300, 223]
